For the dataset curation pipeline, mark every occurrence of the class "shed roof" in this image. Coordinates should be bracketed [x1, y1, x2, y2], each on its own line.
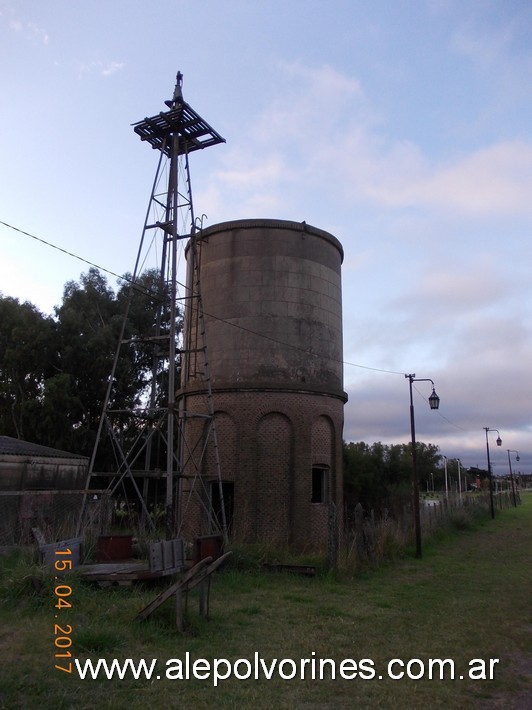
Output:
[0, 436, 87, 460]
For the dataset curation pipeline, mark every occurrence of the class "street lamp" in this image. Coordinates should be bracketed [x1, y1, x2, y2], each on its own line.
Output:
[507, 449, 519, 508]
[484, 427, 502, 519]
[406, 374, 440, 559]
[442, 455, 449, 500]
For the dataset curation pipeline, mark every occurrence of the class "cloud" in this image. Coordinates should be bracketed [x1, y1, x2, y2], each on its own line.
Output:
[79, 60, 125, 78]
[203, 63, 371, 220]
[100, 61, 125, 76]
[3, 8, 49, 45]
[27, 21, 48, 45]
[252, 60, 363, 143]
[198, 152, 289, 222]
[451, 14, 522, 67]
[218, 152, 290, 189]
[195, 59, 532, 472]
[383, 256, 508, 339]
[208, 62, 532, 221]
[361, 141, 532, 215]
[342, 352, 532, 474]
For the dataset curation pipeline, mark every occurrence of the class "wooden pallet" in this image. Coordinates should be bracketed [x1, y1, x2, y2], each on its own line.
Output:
[33, 528, 185, 582]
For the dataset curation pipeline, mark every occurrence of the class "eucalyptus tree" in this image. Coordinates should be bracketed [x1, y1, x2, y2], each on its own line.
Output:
[0, 267, 181, 463]
[0, 295, 57, 441]
[343, 440, 441, 513]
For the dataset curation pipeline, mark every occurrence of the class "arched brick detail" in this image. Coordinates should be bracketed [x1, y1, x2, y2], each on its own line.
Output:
[255, 412, 292, 544]
[312, 415, 335, 467]
[180, 410, 236, 539]
[310, 415, 336, 543]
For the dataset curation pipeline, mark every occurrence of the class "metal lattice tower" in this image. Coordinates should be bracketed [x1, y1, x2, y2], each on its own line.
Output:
[78, 73, 227, 540]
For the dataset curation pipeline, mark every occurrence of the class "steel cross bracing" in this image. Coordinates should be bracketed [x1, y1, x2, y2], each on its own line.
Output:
[176, 221, 228, 541]
[78, 73, 227, 542]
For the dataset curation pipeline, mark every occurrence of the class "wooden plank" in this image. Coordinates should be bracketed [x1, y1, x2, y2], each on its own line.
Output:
[172, 539, 184, 567]
[86, 571, 150, 582]
[136, 552, 232, 625]
[149, 542, 163, 572]
[162, 540, 171, 570]
[78, 563, 184, 582]
[135, 557, 213, 621]
[148, 538, 184, 573]
[182, 552, 232, 593]
[31, 527, 47, 546]
[80, 562, 148, 575]
[172, 539, 184, 570]
[39, 538, 83, 567]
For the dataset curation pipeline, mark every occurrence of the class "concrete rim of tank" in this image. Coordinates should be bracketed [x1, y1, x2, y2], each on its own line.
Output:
[177, 381, 349, 403]
[196, 218, 344, 262]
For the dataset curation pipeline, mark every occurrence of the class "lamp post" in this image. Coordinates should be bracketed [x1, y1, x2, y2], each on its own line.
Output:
[457, 458, 462, 502]
[484, 427, 502, 519]
[443, 455, 449, 500]
[507, 449, 519, 508]
[406, 374, 440, 559]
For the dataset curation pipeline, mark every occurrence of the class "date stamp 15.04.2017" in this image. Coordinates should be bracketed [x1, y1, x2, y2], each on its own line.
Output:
[53, 547, 74, 674]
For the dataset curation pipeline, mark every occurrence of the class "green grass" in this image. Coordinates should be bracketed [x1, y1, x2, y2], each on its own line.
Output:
[1, 494, 531, 709]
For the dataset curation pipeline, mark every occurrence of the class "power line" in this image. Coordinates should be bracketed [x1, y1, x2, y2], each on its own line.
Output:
[0, 220, 125, 283]
[1, 218, 404, 376]
[412, 383, 467, 432]
[0, 220, 168, 304]
[1, 218, 478, 436]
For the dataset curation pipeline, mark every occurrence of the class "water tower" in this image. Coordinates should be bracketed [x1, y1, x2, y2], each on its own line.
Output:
[177, 218, 347, 548]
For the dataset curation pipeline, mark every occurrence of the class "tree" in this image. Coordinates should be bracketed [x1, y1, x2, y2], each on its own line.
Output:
[53, 268, 123, 454]
[115, 268, 180, 411]
[0, 267, 181, 466]
[343, 440, 441, 515]
[0, 296, 57, 441]
[35, 372, 84, 452]
[411, 441, 442, 493]
[52, 267, 181, 462]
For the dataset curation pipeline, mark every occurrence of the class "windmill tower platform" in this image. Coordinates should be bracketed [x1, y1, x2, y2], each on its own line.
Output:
[78, 73, 227, 543]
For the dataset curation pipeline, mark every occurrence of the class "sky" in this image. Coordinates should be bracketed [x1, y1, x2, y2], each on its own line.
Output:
[1, 0, 531, 477]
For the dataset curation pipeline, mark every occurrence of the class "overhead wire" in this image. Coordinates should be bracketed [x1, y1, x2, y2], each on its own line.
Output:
[1, 218, 473, 434]
[412, 383, 468, 432]
[0, 218, 403, 375]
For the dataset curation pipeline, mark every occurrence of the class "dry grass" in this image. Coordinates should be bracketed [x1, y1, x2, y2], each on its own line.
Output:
[0, 494, 530, 709]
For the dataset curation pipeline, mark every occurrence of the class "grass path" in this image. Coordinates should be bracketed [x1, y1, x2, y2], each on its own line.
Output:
[0, 494, 530, 709]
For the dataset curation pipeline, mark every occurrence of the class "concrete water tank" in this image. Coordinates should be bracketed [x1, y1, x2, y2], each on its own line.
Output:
[178, 219, 346, 548]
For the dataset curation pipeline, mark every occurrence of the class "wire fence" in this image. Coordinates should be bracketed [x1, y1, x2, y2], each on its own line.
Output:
[346, 489, 521, 570]
[0, 490, 112, 546]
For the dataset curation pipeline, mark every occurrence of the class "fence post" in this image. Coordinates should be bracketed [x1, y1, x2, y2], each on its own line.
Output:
[354, 503, 365, 565]
[327, 501, 338, 572]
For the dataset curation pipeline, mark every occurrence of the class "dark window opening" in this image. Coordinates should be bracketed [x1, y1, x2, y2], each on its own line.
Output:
[210, 480, 234, 534]
[311, 467, 328, 504]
